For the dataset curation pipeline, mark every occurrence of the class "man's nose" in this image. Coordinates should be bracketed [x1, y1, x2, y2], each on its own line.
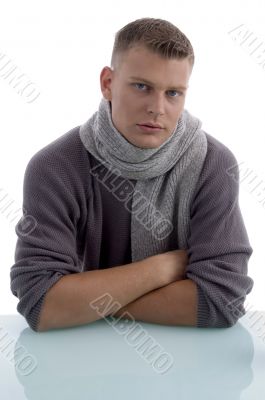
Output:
[147, 93, 165, 116]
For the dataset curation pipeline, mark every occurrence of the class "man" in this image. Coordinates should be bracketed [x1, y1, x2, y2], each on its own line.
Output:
[10, 17, 254, 332]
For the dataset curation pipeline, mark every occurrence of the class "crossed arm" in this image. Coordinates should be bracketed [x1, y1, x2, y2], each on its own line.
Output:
[110, 278, 198, 327]
[36, 249, 196, 331]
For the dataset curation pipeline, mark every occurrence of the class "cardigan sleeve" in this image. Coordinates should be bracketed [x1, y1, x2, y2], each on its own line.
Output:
[185, 136, 254, 328]
[10, 148, 85, 332]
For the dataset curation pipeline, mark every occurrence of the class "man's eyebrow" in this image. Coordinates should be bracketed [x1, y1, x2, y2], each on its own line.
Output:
[128, 76, 188, 91]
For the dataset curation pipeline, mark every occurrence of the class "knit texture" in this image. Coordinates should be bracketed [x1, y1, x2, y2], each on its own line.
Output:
[80, 97, 208, 261]
[10, 127, 254, 331]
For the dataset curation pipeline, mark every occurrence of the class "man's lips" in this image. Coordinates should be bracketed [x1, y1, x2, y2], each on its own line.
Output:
[138, 122, 164, 128]
[137, 124, 164, 132]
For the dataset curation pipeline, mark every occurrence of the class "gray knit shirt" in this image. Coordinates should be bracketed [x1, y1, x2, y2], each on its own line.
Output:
[10, 126, 254, 331]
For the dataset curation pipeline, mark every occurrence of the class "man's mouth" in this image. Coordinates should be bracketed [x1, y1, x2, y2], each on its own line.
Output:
[137, 124, 163, 132]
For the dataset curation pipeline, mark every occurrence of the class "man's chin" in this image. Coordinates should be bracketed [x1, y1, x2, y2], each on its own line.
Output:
[119, 130, 165, 149]
[130, 138, 163, 149]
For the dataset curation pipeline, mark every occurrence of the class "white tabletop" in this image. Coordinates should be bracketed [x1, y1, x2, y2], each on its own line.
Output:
[0, 311, 265, 399]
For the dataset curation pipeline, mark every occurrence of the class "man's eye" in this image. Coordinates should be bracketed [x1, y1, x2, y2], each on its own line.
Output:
[134, 83, 182, 97]
[168, 90, 182, 97]
[134, 83, 148, 90]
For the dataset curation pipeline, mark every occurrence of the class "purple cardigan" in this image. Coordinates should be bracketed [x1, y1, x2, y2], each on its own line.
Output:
[10, 126, 254, 331]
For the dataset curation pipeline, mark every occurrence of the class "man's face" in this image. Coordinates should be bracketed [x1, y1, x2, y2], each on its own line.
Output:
[100, 45, 192, 149]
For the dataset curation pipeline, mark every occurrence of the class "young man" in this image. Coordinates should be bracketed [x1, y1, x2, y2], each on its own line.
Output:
[10, 18, 254, 332]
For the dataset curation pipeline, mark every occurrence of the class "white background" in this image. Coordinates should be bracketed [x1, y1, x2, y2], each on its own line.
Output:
[0, 0, 264, 314]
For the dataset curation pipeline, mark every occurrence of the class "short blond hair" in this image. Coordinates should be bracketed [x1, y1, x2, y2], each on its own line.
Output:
[110, 17, 194, 70]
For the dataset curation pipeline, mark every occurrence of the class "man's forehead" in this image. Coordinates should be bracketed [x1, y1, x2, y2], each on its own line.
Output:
[114, 49, 191, 89]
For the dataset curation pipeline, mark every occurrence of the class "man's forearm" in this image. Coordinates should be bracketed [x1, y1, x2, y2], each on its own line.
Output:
[110, 278, 198, 327]
[37, 258, 165, 332]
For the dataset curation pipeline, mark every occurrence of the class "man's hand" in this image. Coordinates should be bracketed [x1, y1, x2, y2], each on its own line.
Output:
[147, 249, 189, 286]
[110, 250, 197, 326]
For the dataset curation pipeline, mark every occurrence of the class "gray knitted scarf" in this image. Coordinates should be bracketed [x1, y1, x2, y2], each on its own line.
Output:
[79, 97, 208, 262]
